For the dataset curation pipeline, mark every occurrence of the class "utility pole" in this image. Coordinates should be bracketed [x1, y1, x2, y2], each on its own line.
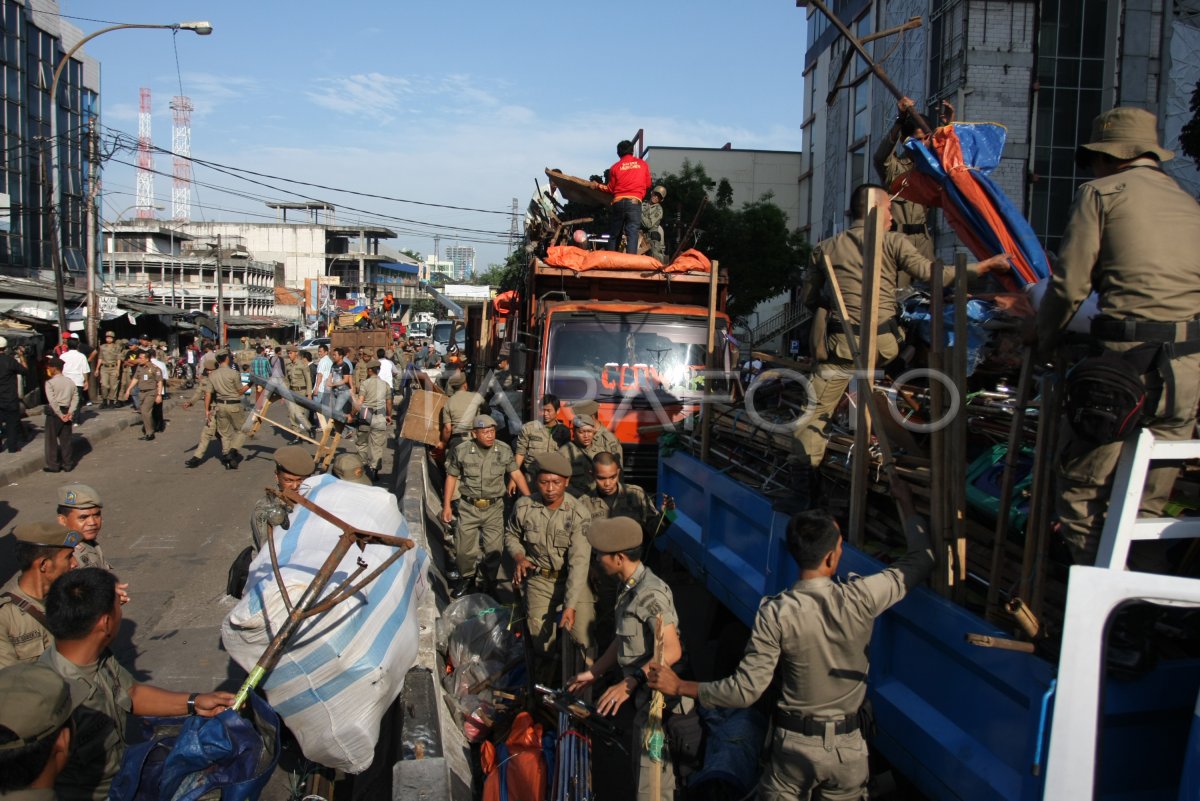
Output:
[85, 117, 101, 348]
[216, 233, 226, 346]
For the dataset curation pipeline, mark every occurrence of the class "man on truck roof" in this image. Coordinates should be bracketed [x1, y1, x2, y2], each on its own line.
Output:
[594, 139, 651, 255]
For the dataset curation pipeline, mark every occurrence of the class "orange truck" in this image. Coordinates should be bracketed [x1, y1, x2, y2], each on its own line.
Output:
[500, 257, 730, 485]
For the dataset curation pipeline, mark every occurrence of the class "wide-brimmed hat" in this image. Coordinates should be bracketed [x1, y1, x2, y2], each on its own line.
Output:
[1075, 107, 1173, 168]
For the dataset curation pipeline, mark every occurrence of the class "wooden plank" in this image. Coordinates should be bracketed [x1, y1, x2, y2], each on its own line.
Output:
[545, 168, 612, 207]
[849, 193, 885, 547]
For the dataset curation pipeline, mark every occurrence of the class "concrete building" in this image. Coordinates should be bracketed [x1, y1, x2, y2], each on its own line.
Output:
[0, 0, 99, 279]
[799, 0, 1200, 258]
[643, 146, 806, 352]
[444, 245, 476, 280]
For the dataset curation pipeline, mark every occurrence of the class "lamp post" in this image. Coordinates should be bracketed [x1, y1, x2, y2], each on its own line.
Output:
[45, 20, 212, 345]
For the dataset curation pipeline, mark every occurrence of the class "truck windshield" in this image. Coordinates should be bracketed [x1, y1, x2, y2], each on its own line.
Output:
[545, 314, 724, 403]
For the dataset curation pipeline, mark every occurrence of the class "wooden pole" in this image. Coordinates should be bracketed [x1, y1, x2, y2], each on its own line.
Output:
[849, 194, 885, 547]
[647, 615, 666, 801]
[928, 260, 949, 594]
[1029, 372, 1061, 619]
[1018, 372, 1060, 607]
[951, 254, 969, 597]
[700, 260, 720, 463]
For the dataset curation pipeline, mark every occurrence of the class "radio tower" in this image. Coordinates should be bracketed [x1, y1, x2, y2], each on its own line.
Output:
[170, 96, 194, 222]
[508, 197, 519, 251]
[135, 88, 155, 218]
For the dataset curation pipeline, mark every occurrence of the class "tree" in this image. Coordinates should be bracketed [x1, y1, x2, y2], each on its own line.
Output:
[401, 248, 424, 262]
[473, 250, 525, 291]
[1182, 77, 1200, 170]
[658, 160, 809, 318]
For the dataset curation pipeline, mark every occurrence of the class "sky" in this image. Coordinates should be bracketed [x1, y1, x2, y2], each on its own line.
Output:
[64, 1, 807, 270]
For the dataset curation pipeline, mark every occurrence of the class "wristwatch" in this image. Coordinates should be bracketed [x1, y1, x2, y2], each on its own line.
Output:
[187, 692, 199, 715]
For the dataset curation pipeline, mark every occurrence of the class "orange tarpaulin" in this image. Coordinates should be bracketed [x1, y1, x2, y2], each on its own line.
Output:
[481, 711, 546, 801]
[544, 246, 712, 274]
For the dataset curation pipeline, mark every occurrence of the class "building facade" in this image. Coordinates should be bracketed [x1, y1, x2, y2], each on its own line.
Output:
[800, 0, 1200, 257]
[444, 244, 475, 281]
[0, 0, 99, 279]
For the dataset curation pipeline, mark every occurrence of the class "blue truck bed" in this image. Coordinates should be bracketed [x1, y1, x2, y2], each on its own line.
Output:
[658, 450, 1199, 800]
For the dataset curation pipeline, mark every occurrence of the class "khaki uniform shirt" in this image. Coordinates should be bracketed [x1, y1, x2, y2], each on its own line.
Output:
[1036, 160, 1200, 347]
[505, 493, 592, 609]
[515, 420, 566, 475]
[614, 563, 679, 677]
[584, 483, 658, 534]
[41, 647, 134, 801]
[440, 390, 484, 435]
[874, 139, 930, 231]
[285, 359, 312, 394]
[208, 365, 245, 401]
[446, 439, 516, 500]
[98, 342, 123, 366]
[132, 363, 160, 394]
[353, 359, 370, 389]
[73, 541, 111, 571]
[560, 440, 610, 496]
[697, 518, 934, 719]
[358, 375, 390, 410]
[0, 577, 50, 668]
[593, 426, 623, 464]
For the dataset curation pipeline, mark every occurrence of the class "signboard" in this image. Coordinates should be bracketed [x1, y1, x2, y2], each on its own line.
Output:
[99, 294, 119, 314]
[790, 339, 800, 355]
[443, 284, 490, 299]
[318, 276, 341, 285]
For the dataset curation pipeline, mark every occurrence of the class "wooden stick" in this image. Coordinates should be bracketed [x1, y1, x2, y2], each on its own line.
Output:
[1029, 372, 1062, 619]
[700, 261, 721, 463]
[849, 193, 885, 547]
[965, 633, 1036, 654]
[1018, 372, 1059, 605]
[928, 259, 949, 595]
[951, 254, 969, 597]
[647, 615, 666, 801]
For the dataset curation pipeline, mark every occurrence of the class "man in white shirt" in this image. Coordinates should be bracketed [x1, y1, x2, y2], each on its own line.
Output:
[375, 348, 395, 389]
[58, 339, 89, 423]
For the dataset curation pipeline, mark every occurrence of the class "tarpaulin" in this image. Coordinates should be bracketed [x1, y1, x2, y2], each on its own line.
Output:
[544, 246, 712, 274]
[897, 123, 1049, 290]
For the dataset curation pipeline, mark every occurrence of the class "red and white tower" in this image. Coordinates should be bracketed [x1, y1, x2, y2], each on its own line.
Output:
[135, 87, 155, 218]
[170, 95, 194, 223]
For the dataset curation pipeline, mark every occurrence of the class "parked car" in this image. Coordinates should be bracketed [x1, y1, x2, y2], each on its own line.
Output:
[298, 336, 331, 352]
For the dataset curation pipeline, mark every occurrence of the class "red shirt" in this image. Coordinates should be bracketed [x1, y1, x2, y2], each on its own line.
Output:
[605, 155, 651, 202]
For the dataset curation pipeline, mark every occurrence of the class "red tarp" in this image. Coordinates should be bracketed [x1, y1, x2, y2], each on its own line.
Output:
[544, 246, 712, 274]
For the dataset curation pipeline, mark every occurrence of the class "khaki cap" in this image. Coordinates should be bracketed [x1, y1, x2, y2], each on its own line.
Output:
[586, 516, 642, 554]
[332, 452, 371, 485]
[573, 414, 597, 431]
[473, 414, 497, 429]
[572, 399, 599, 417]
[366, 359, 381, 370]
[104, 331, 114, 339]
[1075, 107, 1173, 168]
[274, 445, 315, 477]
[535, 451, 572, 478]
[201, 354, 217, 370]
[13, 521, 81, 549]
[57, 483, 102, 510]
[447, 373, 466, 389]
[0, 664, 81, 750]
[652, 185, 667, 200]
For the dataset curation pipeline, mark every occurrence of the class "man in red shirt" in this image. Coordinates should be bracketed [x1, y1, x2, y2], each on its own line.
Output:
[595, 140, 651, 254]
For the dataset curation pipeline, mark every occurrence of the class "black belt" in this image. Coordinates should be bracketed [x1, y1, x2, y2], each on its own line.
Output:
[898, 223, 928, 235]
[216, 399, 241, 404]
[775, 710, 860, 736]
[1091, 317, 1200, 344]
[461, 496, 501, 509]
[834, 317, 901, 338]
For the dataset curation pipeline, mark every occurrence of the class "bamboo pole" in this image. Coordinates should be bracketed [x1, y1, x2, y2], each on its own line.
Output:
[849, 194, 885, 546]
[928, 259, 949, 594]
[700, 261, 721, 463]
[951, 254, 969, 597]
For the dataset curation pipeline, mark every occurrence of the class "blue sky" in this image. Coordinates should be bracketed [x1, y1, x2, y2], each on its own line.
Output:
[68, 1, 807, 269]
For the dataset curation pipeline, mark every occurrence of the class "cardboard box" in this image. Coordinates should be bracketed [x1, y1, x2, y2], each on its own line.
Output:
[399, 388, 447, 446]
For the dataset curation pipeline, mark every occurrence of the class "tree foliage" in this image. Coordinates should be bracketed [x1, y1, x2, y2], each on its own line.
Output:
[472, 249, 525, 291]
[658, 160, 809, 318]
[1182, 77, 1200, 170]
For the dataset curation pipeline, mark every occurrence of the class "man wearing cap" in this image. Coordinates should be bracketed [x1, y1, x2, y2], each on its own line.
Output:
[584, 452, 660, 542]
[0, 337, 21, 454]
[513, 393, 570, 489]
[332, 452, 372, 485]
[282, 346, 313, 439]
[95, 333, 122, 409]
[646, 478, 933, 801]
[443, 414, 529, 597]
[55, 484, 111, 577]
[506, 451, 594, 675]
[1034, 107, 1200, 566]
[873, 96, 940, 261]
[182, 354, 220, 468]
[208, 350, 249, 470]
[559, 415, 620, 497]
[251, 446, 315, 553]
[0, 523, 79, 669]
[567, 517, 684, 801]
[439, 373, 483, 455]
[0, 663, 80, 799]
[121, 351, 161, 442]
[41, 359, 76, 474]
[41, 568, 235, 801]
[571, 400, 623, 459]
[352, 360, 393, 480]
[640, 185, 667, 263]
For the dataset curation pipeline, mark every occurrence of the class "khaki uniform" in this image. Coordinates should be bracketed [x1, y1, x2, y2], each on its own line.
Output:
[593, 425, 623, 464]
[0, 578, 50, 668]
[41, 646, 135, 801]
[640, 201, 665, 262]
[697, 519, 934, 800]
[612, 563, 681, 801]
[584, 483, 659, 543]
[796, 223, 957, 467]
[189, 373, 219, 460]
[447, 438, 517, 584]
[514, 420, 567, 481]
[73, 541, 111, 571]
[284, 358, 312, 433]
[251, 491, 290, 552]
[131, 362, 161, 436]
[208, 365, 247, 454]
[505, 493, 594, 655]
[353, 358, 370, 392]
[117, 352, 136, 400]
[1036, 161, 1200, 564]
[560, 440, 613, 497]
[874, 138, 935, 261]
[355, 375, 391, 470]
[97, 342, 123, 402]
[441, 390, 484, 452]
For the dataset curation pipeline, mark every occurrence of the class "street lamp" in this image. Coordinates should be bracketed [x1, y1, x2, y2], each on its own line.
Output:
[45, 21, 213, 345]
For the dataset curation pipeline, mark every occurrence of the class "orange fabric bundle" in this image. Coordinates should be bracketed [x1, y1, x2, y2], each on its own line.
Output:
[481, 712, 546, 801]
[544, 245, 713, 275]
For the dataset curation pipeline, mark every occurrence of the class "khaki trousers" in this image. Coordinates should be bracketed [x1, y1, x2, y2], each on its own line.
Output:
[137, 392, 157, 435]
[213, 402, 247, 454]
[758, 727, 869, 801]
[354, 412, 389, 469]
[99, 364, 120, 402]
[454, 500, 504, 582]
[192, 411, 219, 459]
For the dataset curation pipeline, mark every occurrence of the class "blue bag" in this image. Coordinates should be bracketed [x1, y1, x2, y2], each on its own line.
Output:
[109, 693, 280, 801]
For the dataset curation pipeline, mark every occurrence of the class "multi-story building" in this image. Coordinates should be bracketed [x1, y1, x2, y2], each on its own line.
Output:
[800, 0, 1200, 257]
[444, 245, 475, 281]
[0, 0, 99, 279]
